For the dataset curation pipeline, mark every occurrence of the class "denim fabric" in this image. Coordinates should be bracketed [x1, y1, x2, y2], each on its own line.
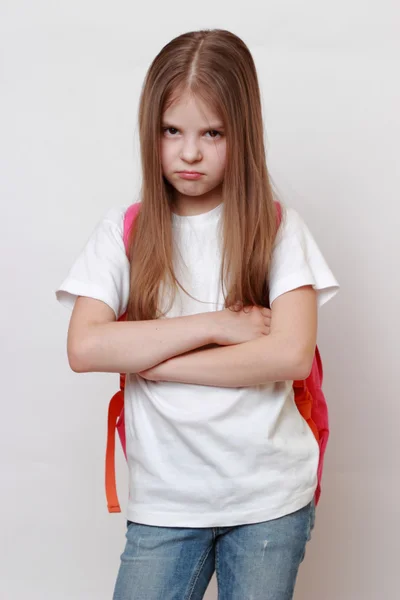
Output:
[113, 499, 315, 600]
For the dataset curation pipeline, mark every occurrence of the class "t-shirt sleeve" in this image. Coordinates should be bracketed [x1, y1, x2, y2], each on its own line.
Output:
[269, 207, 339, 307]
[55, 206, 130, 320]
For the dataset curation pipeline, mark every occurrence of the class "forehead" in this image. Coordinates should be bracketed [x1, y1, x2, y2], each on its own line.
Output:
[162, 90, 223, 126]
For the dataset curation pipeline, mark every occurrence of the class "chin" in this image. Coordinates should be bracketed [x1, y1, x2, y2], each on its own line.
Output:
[180, 188, 210, 197]
[174, 183, 212, 196]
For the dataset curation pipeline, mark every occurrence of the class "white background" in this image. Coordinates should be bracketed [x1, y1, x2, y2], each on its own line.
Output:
[1, 1, 399, 598]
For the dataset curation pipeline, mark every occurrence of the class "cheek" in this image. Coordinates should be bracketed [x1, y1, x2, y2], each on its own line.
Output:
[213, 142, 227, 177]
[160, 141, 172, 170]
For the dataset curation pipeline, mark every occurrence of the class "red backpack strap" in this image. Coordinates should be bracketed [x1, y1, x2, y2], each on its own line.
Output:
[123, 202, 141, 247]
[105, 386, 125, 512]
[293, 378, 319, 441]
[274, 200, 282, 225]
[105, 204, 140, 513]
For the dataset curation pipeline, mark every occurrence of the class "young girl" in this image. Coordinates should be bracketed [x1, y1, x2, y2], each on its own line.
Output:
[56, 29, 339, 600]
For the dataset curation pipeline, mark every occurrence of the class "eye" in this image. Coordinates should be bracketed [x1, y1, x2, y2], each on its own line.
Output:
[206, 130, 222, 139]
[162, 127, 179, 136]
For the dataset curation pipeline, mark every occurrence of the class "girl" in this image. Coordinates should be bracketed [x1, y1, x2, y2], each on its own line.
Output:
[56, 29, 339, 600]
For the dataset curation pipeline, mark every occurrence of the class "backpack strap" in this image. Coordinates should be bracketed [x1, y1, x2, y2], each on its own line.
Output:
[123, 202, 141, 247]
[105, 386, 125, 512]
[105, 204, 141, 513]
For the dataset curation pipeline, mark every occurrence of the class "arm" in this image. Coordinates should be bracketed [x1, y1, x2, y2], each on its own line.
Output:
[68, 296, 215, 373]
[140, 286, 317, 387]
[67, 296, 271, 374]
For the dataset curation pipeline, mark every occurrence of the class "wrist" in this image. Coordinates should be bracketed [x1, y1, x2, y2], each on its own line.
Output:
[199, 310, 221, 345]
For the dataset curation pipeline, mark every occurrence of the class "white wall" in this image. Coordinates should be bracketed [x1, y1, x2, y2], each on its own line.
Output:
[1, 1, 399, 598]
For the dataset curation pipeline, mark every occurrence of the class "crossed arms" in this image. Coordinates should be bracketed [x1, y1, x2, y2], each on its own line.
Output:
[67, 285, 316, 387]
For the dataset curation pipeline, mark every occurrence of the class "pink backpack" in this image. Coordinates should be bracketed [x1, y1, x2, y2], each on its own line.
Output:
[105, 202, 330, 512]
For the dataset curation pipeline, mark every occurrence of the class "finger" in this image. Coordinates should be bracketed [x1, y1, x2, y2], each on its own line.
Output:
[241, 305, 252, 314]
[261, 308, 272, 317]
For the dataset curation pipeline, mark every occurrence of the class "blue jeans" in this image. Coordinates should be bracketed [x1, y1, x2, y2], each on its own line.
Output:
[113, 499, 315, 600]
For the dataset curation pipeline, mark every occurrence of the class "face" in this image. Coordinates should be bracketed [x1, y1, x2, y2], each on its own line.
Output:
[160, 90, 227, 214]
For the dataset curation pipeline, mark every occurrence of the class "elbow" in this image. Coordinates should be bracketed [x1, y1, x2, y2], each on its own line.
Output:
[290, 347, 314, 380]
[68, 346, 87, 373]
[293, 361, 312, 381]
[67, 337, 90, 373]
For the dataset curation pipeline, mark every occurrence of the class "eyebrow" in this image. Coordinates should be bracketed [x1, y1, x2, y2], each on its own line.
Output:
[161, 122, 225, 130]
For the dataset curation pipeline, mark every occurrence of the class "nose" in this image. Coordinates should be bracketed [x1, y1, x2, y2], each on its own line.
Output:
[179, 136, 202, 163]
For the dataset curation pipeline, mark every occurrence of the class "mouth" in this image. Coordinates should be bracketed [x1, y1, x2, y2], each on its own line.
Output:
[176, 171, 204, 180]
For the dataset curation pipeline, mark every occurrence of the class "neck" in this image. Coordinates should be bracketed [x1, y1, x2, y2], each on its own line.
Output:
[172, 185, 223, 217]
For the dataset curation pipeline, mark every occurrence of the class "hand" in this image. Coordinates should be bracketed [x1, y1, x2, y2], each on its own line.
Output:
[213, 305, 272, 346]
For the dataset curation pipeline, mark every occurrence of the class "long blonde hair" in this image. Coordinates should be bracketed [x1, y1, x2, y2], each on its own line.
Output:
[126, 29, 281, 321]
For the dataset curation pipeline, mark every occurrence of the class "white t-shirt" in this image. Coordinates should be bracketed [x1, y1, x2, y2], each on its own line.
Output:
[56, 202, 339, 527]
